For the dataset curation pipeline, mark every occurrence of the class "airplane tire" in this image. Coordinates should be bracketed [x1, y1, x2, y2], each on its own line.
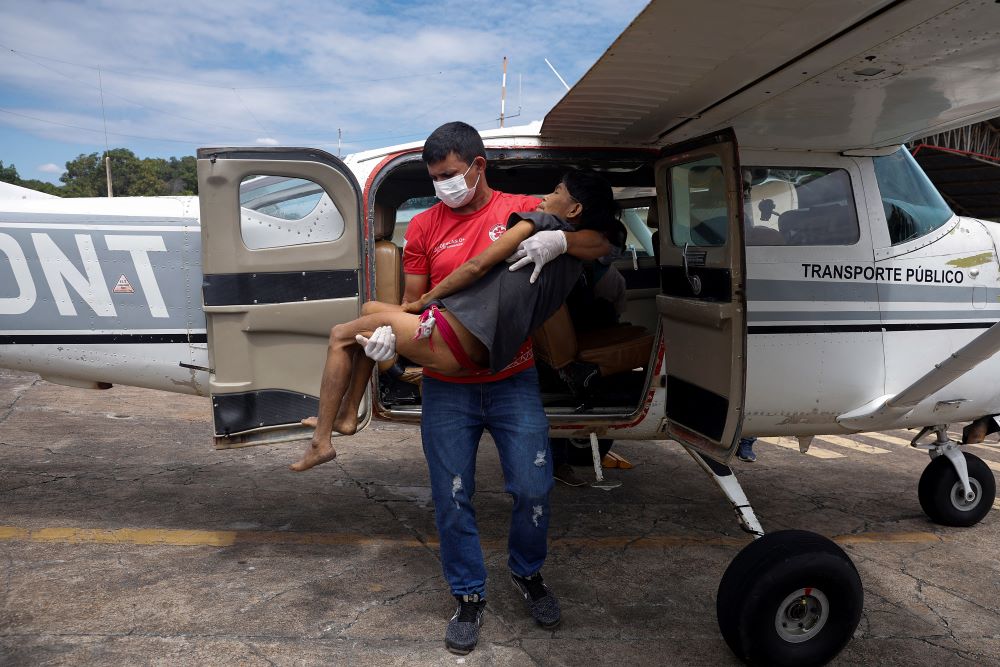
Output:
[918, 452, 996, 527]
[564, 437, 613, 466]
[717, 530, 863, 667]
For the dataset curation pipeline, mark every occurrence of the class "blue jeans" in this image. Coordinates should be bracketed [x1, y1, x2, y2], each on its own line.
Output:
[421, 366, 553, 599]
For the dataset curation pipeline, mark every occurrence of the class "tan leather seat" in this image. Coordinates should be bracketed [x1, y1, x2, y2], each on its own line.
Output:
[532, 304, 654, 378]
[374, 240, 403, 305]
[371, 202, 412, 378]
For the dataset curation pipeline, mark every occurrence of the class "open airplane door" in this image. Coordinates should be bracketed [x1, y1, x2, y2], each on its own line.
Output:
[656, 129, 746, 462]
[196, 148, 368, 448]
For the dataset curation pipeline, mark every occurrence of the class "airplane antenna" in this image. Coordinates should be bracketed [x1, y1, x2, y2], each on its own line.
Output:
[98, 69, 113, 198]
[500, 56, 507, 128]
[338, 128, 342, 157]
[544, 58, 571, 92]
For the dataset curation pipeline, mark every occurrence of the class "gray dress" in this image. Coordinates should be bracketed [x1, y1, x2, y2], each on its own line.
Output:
[436, 212, 582, 372]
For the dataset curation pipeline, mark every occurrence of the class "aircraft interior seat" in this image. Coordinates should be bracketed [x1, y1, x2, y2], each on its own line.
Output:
[778, 203, 857, 245]
[532, 304, 655, 381]
[747, 225, 786, 245]
[372, 203, 405, 305]
[371, 203, 411, 377]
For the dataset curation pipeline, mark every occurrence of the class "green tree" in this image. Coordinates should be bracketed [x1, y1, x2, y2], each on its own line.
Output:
[0, 160, 20, 185]
[9, 149, 200, 197]
[60, 152, 105, 196]
[129, 158, 166, 196]
[164, 156, 198, 195]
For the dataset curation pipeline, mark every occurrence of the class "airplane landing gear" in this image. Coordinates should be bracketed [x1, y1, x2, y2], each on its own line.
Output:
[717, 530, 863, 667]
[683, 446, 862, 665]
[913, 426, 996, 527]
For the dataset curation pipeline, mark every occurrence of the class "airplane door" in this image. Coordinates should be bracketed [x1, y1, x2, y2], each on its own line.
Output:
[196, 148, 368, 447]
[656, 129, 746, 461]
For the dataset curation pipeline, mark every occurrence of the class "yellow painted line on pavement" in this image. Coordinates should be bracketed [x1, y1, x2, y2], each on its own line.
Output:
[759, 437, 844, 459]
[0, 525, 946, 549]
[816, 435, 891, 455]
[860, 432, 917, 448]
[0, 526, 425, 548]
[862, 433, 1000, 472]
[833, 531, 942, 545]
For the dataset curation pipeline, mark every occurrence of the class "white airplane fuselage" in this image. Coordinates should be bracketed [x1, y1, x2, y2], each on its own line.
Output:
[1, 138, 999, 444]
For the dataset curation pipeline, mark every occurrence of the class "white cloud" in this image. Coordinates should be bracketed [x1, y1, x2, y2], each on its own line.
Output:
[37, 163, 62, 173]
[0, 0, 648, 170]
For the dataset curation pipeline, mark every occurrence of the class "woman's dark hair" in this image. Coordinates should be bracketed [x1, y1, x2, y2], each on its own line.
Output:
[422, 121, 486, 166]
[561, 169, 625, 250]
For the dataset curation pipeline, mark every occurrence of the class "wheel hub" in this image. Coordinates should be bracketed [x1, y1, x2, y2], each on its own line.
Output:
[774, 587, 830, 643]
[950, 477, 982, 511]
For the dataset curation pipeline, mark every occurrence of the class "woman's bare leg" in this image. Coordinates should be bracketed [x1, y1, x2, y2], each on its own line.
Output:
[332, 346, 374, 435]
[291, 309, 470, 471]
[301, 301, 403, 431]
[290, 328, 358, 471]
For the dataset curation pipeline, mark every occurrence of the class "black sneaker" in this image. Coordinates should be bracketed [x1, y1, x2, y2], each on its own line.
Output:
[445, 594, 486, 655]
[558, 361, 600, 398]
[554, 463, 587, 487]
[510, 572, 561, 629]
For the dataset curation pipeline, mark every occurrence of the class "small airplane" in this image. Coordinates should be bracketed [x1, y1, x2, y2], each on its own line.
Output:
[4, 0, 1000, 664]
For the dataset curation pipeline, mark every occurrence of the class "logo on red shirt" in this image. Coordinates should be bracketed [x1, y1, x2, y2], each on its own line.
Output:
[488, 223, 506, 242]
[433, 236, 465, 256]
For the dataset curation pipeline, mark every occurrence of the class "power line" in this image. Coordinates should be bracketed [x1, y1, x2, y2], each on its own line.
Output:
[3, 45, 268, 134]
[0, 42, 493, 92]
[0, 107, 206, 146]
[231, 88, 271, 136]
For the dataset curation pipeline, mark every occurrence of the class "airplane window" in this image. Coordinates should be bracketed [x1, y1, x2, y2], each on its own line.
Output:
[873, 149, 953, 245]
[669, 157, 728, 247]
[742, 167, 859, 246]
[391, 196, 437, 247]
[238, 175, 345, 250]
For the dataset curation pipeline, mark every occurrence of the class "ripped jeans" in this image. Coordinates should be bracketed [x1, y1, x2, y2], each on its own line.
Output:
[421, 366, 553, 599]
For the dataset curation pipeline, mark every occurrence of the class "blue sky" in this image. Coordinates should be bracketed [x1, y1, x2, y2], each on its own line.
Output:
[0, 0, 648, 184]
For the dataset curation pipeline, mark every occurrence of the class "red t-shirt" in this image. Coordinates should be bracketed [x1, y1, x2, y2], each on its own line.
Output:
[403, 190, 542, 383]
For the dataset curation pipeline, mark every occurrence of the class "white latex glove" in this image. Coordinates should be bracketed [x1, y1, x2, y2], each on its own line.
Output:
[507, 230, 568, 284]
[355, 325, 396, 362]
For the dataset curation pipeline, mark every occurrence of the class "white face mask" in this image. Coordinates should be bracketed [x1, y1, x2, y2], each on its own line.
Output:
[433, 162, 480, 209]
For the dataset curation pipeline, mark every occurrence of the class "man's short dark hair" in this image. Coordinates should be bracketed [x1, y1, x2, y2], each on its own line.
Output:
[422, 121, 486, 166]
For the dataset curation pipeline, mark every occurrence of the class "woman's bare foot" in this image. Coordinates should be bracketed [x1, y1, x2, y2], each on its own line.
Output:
[290, 438, 337, 472]
[301, 416, 318, 428]
[332, 412, 359, 436]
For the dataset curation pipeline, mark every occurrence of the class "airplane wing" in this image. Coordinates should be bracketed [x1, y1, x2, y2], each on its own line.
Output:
[0, 181, 58, 200]
[542, 0, 1000, 151]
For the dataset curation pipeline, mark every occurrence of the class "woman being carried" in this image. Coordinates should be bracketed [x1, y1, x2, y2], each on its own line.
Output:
[291, 169, 622, 471]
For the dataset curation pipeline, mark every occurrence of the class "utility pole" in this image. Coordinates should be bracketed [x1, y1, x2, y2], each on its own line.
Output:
[105, 155, 113, 198]
[500, 56, 507, 128]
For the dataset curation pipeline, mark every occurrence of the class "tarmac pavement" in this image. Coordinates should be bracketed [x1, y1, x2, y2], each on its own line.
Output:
[1, 368, 999, 666]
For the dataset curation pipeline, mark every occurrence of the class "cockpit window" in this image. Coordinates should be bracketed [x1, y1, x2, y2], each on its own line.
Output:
[742, 167, 859, 246]
[873, 149, 953, 245]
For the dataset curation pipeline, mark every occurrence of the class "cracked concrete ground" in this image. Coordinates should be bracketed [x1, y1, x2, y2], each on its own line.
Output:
[1, 368, 999, 666]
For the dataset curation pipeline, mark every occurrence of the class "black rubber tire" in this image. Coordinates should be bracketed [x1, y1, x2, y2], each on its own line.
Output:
[565, 437, 613, 466]
[918, 452, 996, 527]
[717, 530, 863, 667]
